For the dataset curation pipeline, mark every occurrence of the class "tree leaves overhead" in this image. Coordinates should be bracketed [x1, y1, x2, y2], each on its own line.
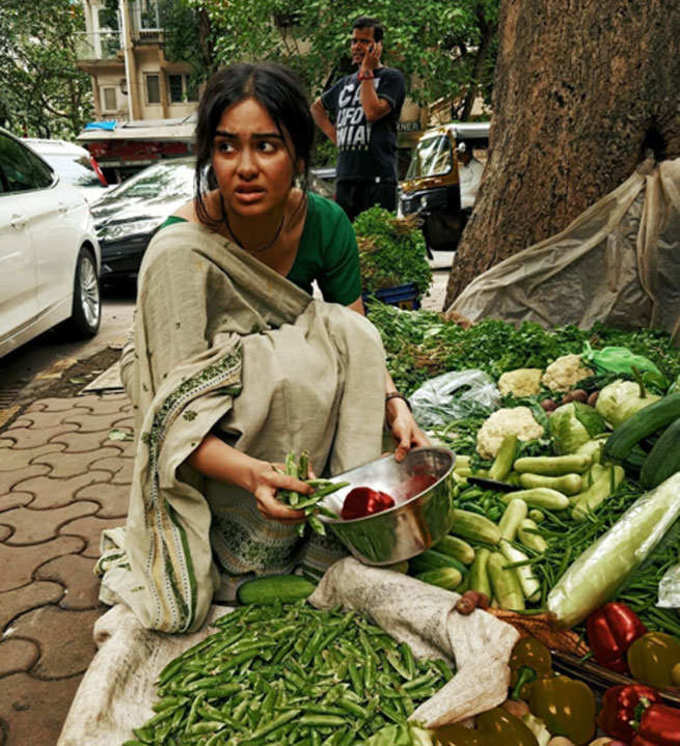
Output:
[194, 0, 499, 114]
[0, 0, 93, 138]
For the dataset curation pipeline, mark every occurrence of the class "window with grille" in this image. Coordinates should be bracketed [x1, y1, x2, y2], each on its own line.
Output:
[168, 74, 183, 103]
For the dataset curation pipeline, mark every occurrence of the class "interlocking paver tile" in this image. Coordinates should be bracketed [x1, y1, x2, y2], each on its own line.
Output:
[0, 537, 84, 592]
[88, 455, 134, 485]
[0, 492, 33, 513]
[111, 414, 134, 429]
[59, 515, 125, 558]
[0, 638, 40, 676]
[31, 446, 121, 478]
[0, 437, 15, 447]
[0, 581, 64, 631]
[63, 411, 130, 433]
[30, 397, 83, 413]
[50, 429, 123, 453]
[18, 471, 111, 509]
[0, 443, 62, 472]
[10, 606, 101, 678]
[0, 671, 83, 746]
[5, 418, 32, 430]
[77, 483, 130, 518]
[4, 423, 78, 450]
[35, 554, 104, 610]
[74, 393, 128, 414]
[1, 501, 100, 545]
[0, 525, 11, 541]
[0, 465, 50, 495]
[11, 409, 79, 431]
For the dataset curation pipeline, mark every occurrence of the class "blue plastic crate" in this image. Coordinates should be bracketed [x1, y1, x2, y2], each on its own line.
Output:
[363, 283, 421, 310]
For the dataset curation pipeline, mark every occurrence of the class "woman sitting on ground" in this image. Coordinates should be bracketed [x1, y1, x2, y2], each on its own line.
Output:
[96, 62, 428, 633]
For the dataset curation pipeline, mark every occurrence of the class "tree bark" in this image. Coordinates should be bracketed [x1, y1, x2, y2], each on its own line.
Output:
[444, 0, 680, 308]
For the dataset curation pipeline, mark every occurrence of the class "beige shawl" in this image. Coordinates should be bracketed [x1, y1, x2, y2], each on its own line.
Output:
[95, 222, 386, 633]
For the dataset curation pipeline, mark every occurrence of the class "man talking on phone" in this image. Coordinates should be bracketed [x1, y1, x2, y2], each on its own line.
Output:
[311, 16, 406, 221]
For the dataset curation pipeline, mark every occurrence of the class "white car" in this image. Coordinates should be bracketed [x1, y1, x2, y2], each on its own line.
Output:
[0, 128, 102, 357]
[23, 138, 109, 204]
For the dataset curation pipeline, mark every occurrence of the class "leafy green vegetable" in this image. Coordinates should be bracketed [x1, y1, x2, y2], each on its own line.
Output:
[354, 207, 432, 297]
[549, 402, 606, 454]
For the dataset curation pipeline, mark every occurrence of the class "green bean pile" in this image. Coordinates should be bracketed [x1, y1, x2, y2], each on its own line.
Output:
[125, 602, 453, 746]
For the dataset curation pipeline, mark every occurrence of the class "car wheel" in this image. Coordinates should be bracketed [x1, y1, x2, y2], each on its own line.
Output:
[67, 247, 101, 337]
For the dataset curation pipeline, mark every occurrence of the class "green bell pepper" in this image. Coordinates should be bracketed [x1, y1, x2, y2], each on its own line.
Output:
[528, 674, 596, 745]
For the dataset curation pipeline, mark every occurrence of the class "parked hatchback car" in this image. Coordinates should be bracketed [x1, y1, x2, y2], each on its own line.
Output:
[24, 138, 109, 204]
[0, 128, 101, 357]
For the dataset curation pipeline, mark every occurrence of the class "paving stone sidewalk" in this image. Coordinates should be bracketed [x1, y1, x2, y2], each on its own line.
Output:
[0, 392, 134, 746]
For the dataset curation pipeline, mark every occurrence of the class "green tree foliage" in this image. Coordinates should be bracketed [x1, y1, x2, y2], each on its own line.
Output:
[194, 0, 499, 119]
[0, 0, 93, 138]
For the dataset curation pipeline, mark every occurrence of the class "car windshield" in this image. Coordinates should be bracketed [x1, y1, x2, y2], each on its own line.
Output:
[406, 135, 452, 179]
[41, 154, 104, 188]
[106, 160, 195, 201]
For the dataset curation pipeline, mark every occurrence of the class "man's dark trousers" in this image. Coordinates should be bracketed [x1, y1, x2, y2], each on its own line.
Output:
[336, 179, 397, 221]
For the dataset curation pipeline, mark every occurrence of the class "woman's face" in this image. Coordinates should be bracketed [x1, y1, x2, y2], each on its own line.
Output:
[212, 97, 300, 218]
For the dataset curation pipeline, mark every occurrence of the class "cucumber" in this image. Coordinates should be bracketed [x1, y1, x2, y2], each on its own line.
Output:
[640, 417, 680, 489]
[409, 549, 467, 575]
[487, 552, 525, 610]
[488, 434, 518, 481]
[237, 575, 316, 605]
[570, 465, 625, 520]
[603, 393, 680, 461]
[518, 472, 583, 495]
[449, 508, 501, 545]
[453, 455, 471, 472]
[498, 498, 528, 541]
[500, 539, 541, 602]
[468, 547, 492, 597]
[433, 535, 476, 565]
[518, 519, 548, 553]
[415, 567, 463, 591]
[514, 454, 592, 475]
[499, 487, 569, 511]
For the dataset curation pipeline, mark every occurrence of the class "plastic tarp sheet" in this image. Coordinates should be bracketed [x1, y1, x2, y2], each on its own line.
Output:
[448, 158, 680, 343]
[58, 561, 519, 744]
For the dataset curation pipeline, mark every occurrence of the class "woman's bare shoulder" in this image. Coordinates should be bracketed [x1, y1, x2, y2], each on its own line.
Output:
[173, 200, 199, 221]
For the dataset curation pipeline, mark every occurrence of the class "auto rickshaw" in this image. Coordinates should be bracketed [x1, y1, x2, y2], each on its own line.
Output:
[398, 122, 490, 253]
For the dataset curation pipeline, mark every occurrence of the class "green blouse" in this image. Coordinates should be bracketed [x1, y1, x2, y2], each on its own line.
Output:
[160, 192, 361, 305]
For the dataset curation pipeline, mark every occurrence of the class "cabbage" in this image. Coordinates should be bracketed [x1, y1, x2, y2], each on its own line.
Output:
[595, 379, 662, 427]
[549, 401, 606, 454]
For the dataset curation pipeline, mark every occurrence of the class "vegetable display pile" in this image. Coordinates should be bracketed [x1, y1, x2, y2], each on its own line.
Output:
[125, 602, 453, 746]
[354, 208, 432, 298]
[366, 309, 680, 641]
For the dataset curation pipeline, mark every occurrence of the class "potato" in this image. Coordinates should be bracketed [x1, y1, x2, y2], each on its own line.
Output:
[548, 738, 575, 746]
[501, 699, 529, 718]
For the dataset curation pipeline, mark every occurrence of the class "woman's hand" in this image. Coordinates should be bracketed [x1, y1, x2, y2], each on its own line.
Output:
[249, 460, 313, 524]
[386, 399, 430, 462]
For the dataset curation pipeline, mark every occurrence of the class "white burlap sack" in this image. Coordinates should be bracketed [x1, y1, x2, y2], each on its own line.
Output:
[59, 560, 519, 743]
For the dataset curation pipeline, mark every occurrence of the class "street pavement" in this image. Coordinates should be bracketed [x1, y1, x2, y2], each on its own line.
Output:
[0, 270, 449, 745]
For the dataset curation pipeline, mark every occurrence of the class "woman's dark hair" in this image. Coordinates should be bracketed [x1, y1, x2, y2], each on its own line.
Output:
[352, 16, 384, 43]
[194, 62, 315, 228]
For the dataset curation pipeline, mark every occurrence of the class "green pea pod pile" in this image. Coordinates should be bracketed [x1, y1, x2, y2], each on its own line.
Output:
[276, 450, 349, 537]
[125, 602, 452, 745]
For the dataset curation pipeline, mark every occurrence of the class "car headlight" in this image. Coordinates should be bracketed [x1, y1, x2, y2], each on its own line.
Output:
[97, 218, 160, 241]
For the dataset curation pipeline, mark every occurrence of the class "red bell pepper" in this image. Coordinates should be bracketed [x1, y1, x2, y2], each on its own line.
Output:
[586, 601, 647, 672]
[597, 684, 660, 742]
[341, 487, 395, 520]
[631, 703, 680, 745]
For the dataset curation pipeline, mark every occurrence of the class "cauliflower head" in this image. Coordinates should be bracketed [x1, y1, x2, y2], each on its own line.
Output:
[541, 354, 593, 393]
[498, 368, 544, 397]
[476, 406, 545, 459]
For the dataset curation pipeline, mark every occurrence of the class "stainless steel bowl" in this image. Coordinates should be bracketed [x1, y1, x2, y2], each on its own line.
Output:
[320, 447, 456, 565]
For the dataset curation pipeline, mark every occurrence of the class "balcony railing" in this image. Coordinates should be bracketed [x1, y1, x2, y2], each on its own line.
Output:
[133, 28, 165, 45]
[75, 31, 122, 61]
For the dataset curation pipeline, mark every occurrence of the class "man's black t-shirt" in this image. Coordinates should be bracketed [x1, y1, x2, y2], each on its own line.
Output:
[321, 67, 405, 183]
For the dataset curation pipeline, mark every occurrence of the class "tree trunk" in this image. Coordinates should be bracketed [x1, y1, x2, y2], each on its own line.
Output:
[444, 0, 680, 309]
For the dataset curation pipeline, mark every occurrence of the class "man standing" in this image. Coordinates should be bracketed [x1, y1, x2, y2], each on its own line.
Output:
[456, 141, 484, 211]
[311, 16, 406, 221]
